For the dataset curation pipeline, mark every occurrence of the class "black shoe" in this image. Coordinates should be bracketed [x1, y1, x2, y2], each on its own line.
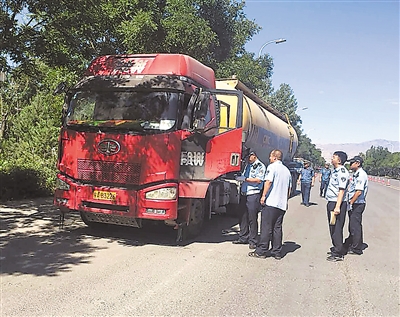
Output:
[347, 249, 362, 255]
[305, 204, 310, 207]
[300, 202, 305, 205]
[232, 240, 248, 245]
[327, 246, 336, 255]
[327, 255, 344, 262]
[249, 244, 257, 250]
[248, 251, 267, 259]
[272, 254, 282, 260]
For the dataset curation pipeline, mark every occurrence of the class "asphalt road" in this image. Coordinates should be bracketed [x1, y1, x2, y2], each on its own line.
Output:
[1, 180, 399, 317]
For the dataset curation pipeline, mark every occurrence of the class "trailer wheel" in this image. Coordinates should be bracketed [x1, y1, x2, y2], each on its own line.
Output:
[185, 199, 205, 238]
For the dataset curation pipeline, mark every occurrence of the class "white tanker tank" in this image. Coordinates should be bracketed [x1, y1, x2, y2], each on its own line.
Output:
[215, 79, 298, 165]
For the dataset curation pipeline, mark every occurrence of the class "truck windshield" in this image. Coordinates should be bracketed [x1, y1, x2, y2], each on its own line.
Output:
[66, 90, 180, 131]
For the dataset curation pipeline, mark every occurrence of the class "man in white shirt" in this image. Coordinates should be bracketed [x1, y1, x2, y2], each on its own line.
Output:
[248, 149, 291, 260]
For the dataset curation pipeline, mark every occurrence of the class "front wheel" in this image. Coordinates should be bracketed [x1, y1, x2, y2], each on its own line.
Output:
[186, 199, 205, 237]
[179, 199, 205, 241]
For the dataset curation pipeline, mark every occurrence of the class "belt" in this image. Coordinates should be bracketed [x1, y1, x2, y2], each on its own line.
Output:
[241, 190, 260, 196]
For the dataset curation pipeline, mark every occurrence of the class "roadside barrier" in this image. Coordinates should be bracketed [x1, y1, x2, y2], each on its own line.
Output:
[368, 176, 392, 186]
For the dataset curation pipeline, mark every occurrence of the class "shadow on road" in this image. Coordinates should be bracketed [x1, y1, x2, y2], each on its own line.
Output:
[0, 197, 103, 277]
[0, 197, 242, 276]
[281, 241, 301, 258]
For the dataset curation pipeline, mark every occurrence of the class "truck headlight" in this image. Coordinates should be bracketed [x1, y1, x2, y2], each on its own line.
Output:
[56, 178, 70, 190]
[145, 187, 177, 200]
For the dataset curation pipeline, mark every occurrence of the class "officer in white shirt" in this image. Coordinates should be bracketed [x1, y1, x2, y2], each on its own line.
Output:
[345, 156, 368, 255]
[248, 149, 291, 260]
[326, 151, 349, 262]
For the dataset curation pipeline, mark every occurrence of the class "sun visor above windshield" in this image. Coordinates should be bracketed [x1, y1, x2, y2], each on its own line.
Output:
[74, 75, 187, 91]
[84, 54, 216, 88]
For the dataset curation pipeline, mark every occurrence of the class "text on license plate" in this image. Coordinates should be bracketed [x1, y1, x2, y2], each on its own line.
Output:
[93, 190, 117, 201]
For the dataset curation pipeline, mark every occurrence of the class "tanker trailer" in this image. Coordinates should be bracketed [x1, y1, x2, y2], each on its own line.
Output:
[215, 78, 299, 194]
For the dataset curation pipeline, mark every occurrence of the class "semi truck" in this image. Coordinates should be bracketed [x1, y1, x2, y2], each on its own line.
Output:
[54, 53, 299, 240]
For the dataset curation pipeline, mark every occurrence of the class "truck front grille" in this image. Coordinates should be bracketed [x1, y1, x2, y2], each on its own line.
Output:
[77, 159, 141, 185]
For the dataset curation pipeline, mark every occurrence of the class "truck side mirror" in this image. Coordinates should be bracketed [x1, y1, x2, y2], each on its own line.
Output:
[181, 88, 200, 129]
[193, 92, 210, 130]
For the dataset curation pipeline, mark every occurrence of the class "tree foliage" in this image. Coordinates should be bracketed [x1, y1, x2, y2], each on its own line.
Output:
[361, 146, 400, 178]
[1, 0, 259, 73]
[270, 83, 301, 131]
[216, 52, 273, 94]
[0, 0, 326, 200]
[295, 134, 325, 167]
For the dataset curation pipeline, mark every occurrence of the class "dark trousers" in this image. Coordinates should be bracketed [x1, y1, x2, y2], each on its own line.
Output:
[301, 182, 312, 205]
[238, 193, 260, 245]
[320, 180, 329, 197]
[327, 201, 347, 256]
[345, 203, 365, 252]
[256, 205, 285, 256]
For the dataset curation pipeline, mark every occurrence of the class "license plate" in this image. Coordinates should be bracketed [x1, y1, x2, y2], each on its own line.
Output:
[93, 190, 117, 201]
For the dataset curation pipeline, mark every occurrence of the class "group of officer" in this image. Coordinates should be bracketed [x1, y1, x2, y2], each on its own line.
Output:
[232, 149, 292, 260]
[231, 149, 369, 262]
[325, 151, 369, 261]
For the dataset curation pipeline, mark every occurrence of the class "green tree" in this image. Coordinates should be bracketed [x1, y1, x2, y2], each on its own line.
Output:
[363, 146, 390, 174]
[0, 75, 30, 141]
[295, 134, 324, 167]
[269, 83, 302, 132]
[216, 52, 273, 94]
[363, 146, 399, 177]
[1, 0, 259, 74]
[0, 62, 75, 175]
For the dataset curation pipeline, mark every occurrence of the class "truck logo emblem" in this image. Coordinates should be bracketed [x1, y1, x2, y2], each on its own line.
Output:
[97, 139, 121, 156]
[180, 151, 205, 166]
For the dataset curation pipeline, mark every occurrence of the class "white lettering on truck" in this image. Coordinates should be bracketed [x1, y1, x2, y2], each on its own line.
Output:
[130, 59, 148, 74]
[180, 151, 205, 166]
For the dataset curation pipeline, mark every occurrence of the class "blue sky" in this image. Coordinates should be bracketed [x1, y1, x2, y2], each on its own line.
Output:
[243, 0, 399, 145]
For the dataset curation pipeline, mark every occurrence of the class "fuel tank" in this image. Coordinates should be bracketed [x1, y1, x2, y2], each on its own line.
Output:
[216, 79, 298, 164]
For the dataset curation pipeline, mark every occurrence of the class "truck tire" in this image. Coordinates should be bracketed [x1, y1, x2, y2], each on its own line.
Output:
[184, 199, 205, 238]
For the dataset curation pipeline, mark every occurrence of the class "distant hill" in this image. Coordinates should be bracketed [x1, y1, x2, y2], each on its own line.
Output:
[315, 139, 400, 162]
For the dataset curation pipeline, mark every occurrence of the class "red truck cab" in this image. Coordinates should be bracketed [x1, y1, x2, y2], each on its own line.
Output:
[54, 54, 243, 239]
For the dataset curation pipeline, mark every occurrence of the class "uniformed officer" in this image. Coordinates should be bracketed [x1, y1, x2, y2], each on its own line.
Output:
[319, 163, 331, 197]
[325, 151, 349, 262]
[233, 150, 266, 249]
[345, 156, 368, 255]
[248, 149, 291, 260]
[298, 161, 315, 206]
